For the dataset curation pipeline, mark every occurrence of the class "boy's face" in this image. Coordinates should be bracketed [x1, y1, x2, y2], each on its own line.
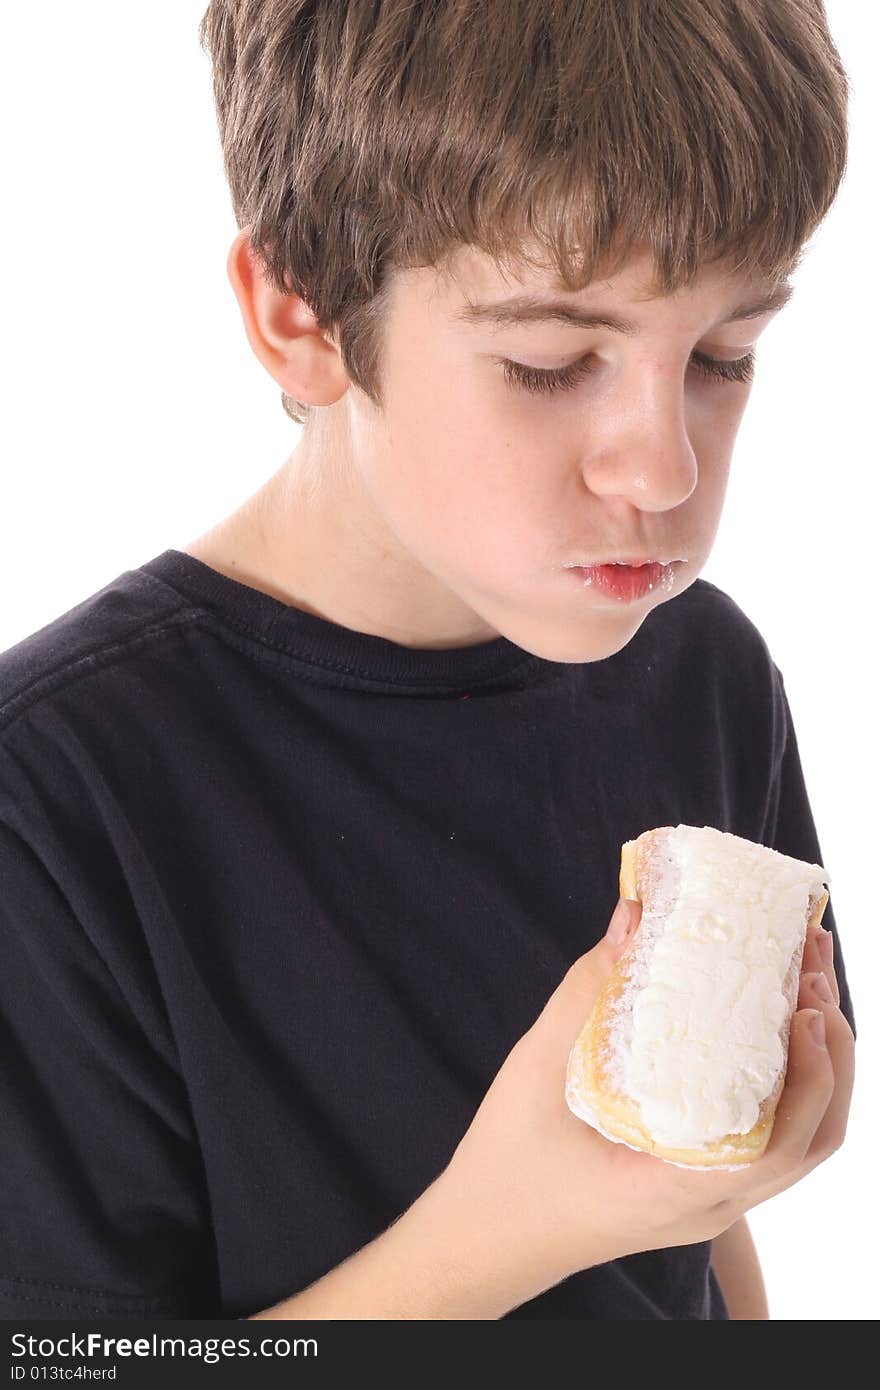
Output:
[231, 239, 790, 662]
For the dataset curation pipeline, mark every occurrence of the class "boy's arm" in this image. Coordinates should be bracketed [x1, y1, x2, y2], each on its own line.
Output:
[711, 1216, 769, 1319]
[247, 1169, 550, 1320]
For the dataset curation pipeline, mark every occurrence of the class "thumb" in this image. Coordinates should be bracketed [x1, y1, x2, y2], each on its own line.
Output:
[529, 898, 642, 1047]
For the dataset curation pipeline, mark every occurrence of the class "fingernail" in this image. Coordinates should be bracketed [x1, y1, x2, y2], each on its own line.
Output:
[807, 1010, 826, 1046]
[606, 899, 632, 946]
[817, 928, 834, 967]
[809, 971, 834, 1004]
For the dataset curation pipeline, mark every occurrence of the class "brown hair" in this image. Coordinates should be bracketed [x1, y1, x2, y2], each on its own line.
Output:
[198, 0, 849, 427]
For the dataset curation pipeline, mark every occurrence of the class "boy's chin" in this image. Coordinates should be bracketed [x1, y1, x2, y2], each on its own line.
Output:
[501, 604, 662, 665]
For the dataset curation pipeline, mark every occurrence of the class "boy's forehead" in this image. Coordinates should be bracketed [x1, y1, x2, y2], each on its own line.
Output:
[424, 243, 790, 329]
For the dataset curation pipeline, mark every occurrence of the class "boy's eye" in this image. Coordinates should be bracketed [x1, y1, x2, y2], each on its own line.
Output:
[498, 349, 756, 395]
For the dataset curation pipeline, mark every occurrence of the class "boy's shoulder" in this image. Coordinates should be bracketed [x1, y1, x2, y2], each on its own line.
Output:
[0, 560, 190, 739]
[637, 575, 779, 685]
[677, 574, 771, 641]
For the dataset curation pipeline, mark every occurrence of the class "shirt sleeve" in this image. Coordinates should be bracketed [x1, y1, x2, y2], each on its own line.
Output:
[761, 664, 855, 1039]
[0, 817, 218, 1319]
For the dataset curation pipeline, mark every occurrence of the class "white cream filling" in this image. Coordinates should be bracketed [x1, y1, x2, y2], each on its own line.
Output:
[622, 825, 829, 1148]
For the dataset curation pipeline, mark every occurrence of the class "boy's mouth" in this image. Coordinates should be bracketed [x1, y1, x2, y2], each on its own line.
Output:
[563, 559, 687, 602]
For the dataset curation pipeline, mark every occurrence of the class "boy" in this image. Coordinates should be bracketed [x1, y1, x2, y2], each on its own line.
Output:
[0, 0, 855, 1320]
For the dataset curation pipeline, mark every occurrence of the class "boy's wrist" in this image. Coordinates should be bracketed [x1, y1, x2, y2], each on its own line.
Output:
[394, 1163, 573, 1318]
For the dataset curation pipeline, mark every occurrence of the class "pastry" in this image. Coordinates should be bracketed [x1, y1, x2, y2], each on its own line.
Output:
[565, 824, 830, 1169]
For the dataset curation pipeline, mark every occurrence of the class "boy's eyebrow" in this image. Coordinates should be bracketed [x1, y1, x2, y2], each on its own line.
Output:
[453, 282, 794, 333]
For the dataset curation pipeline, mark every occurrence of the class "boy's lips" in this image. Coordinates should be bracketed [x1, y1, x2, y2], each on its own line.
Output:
[564, 559, 687, 602]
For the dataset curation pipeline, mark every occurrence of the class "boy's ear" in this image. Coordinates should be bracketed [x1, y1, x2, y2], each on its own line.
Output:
[225, 224, 350, 407]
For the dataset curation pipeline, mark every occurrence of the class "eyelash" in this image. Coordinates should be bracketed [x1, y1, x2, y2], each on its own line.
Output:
[500, 349, 756, 395]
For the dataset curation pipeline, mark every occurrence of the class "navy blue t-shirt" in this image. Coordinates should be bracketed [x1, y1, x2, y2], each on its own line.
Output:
[0, 549, 854, 1319]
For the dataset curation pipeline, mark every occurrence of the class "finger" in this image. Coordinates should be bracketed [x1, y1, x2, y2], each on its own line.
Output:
[529, 898, 642, 1047]
[800, 925, 840, 1006]
[798, 970, 836, 1013]
[800, 991, 855, 1168]
[733, 1007, 834, 1193]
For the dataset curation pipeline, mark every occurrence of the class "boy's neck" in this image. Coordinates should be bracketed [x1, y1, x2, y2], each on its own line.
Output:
[181, 437, 499, 651]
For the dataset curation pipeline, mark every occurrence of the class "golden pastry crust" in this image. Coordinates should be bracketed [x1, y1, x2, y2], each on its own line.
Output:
[565, 827, 829, 1169]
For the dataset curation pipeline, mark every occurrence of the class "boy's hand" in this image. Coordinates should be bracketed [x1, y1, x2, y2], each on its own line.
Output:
[439, 902, 855, 1301]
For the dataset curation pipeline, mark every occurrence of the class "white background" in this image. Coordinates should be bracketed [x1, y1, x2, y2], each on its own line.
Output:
[1, 2, 877, 1320]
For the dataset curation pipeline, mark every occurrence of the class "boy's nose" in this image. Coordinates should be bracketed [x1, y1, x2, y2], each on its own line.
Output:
[581, 371, 699, 512]
[582, 434, 698, 512]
